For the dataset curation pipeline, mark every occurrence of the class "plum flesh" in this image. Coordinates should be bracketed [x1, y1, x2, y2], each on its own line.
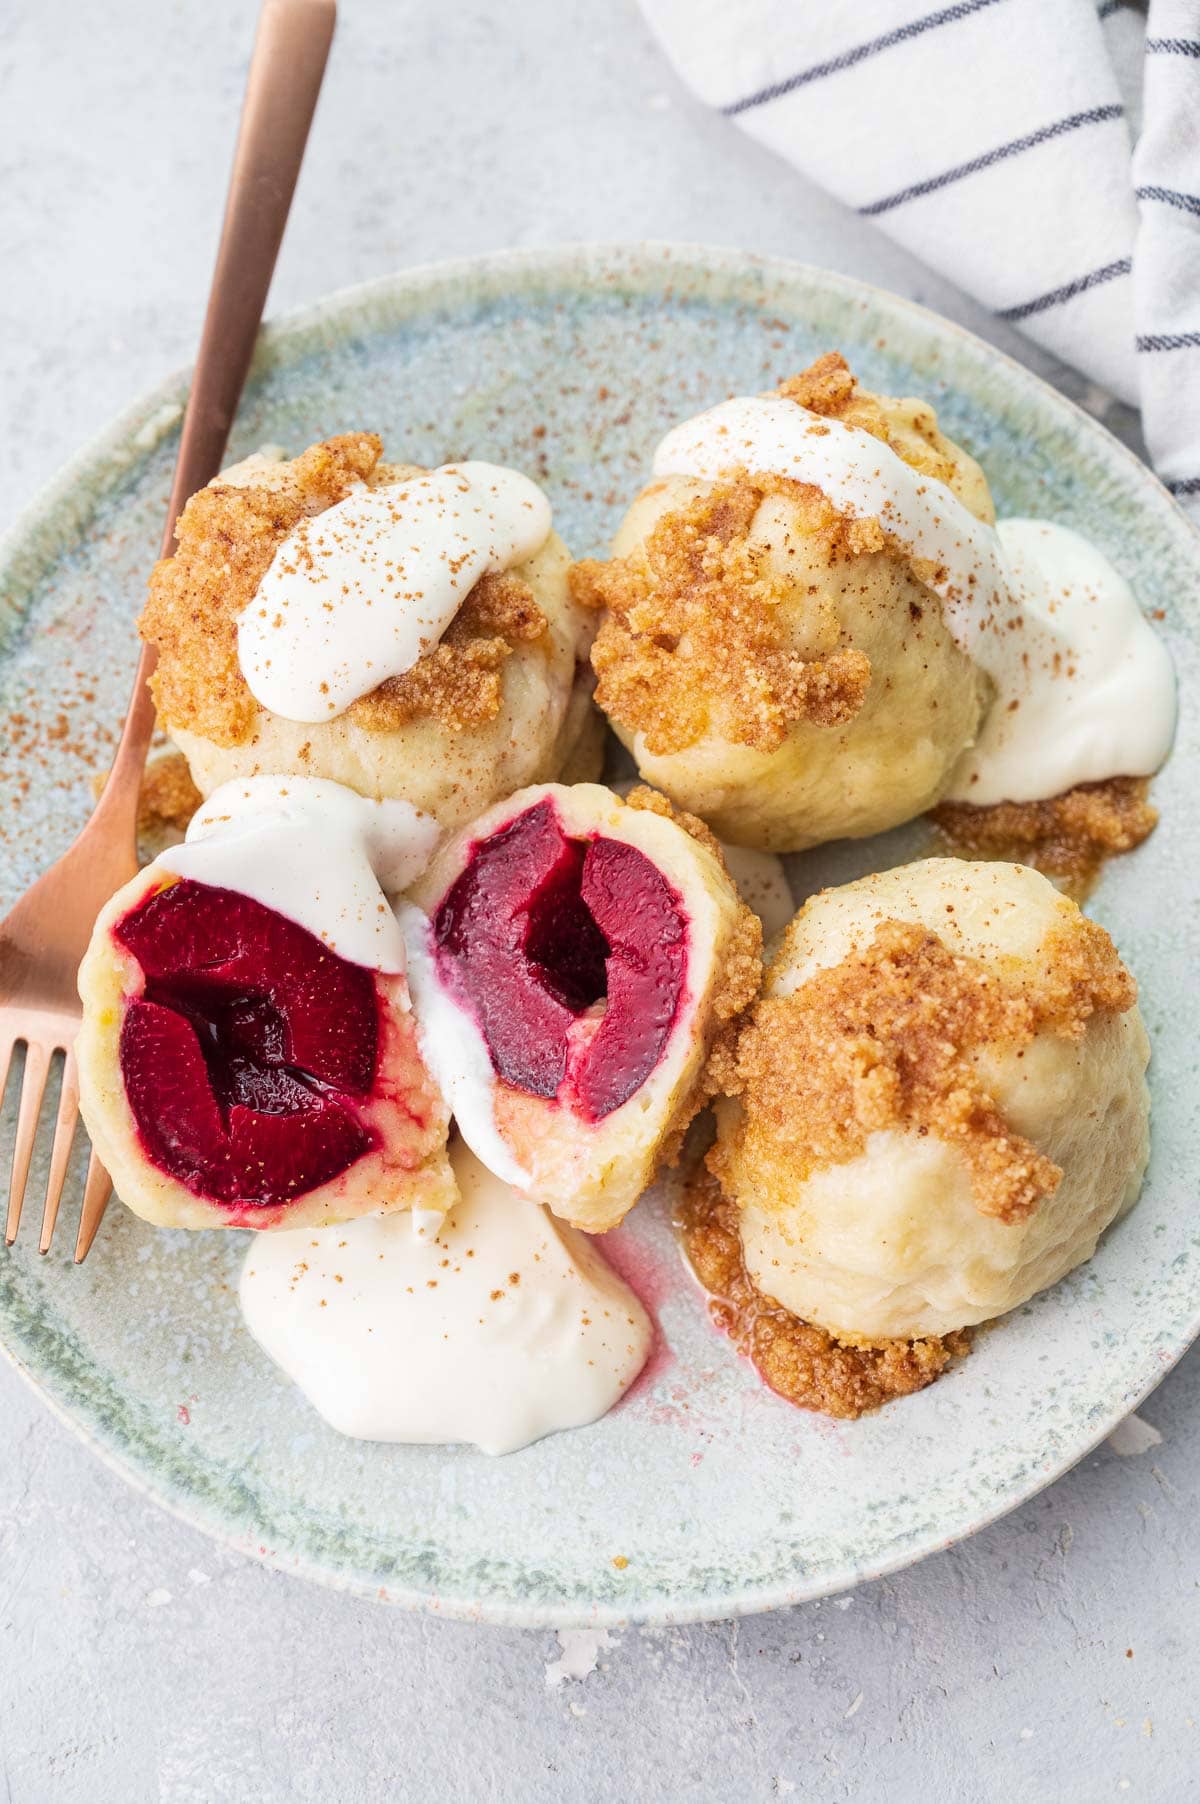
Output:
[432, 799, 687, 1120]
[115, 880, 377, 1206]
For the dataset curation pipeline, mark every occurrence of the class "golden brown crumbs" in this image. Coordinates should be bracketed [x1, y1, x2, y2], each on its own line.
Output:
[679, 1170, 969, 1418]
[140, 440, 546, 745]
[623, 780, 723, 861]
[776, 351, 963, 490]
[92, 749, 202, 840]
[712, 915, 1135, 1225]
[931, 778, 1158, 900]
[573, 474, 872, 755]
[141, 434, 381, 745]
[349, 572, 546, 733]
[137, 751, 202, 838]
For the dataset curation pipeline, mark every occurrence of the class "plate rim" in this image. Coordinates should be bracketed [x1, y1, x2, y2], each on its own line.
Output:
[2, 238, 1198, 1629]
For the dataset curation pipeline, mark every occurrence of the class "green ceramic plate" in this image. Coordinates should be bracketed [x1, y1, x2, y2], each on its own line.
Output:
[0, 244, 1196, 1628]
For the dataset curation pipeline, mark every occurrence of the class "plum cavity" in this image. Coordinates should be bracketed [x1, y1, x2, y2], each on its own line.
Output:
[115, 880, 379, 1207]
[433, 798, 687, 1119]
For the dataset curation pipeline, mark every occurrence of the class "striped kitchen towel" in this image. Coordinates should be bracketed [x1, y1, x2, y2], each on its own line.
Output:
[640, 0, 1200, 516]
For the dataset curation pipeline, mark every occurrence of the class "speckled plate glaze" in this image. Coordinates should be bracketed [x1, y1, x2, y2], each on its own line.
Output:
[0, 244, 1197, 1629]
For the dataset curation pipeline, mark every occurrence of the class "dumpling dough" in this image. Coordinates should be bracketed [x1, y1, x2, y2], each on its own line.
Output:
[574, 354, 993, 850]
[141, 436, 599, 828]
[712, 858, 1149, 1341]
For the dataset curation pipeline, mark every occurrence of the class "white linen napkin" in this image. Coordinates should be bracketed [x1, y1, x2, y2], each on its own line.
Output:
[639, 0, 1200, 516]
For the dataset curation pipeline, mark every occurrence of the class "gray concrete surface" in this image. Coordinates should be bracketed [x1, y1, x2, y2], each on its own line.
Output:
[0, 3, 1194, 1799]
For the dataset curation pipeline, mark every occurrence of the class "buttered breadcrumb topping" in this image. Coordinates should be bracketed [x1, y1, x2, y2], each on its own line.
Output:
[680, 1170, 970, 1418]
[140, 434, 548, 747]
[932, 777, 1158, 899]
[573, 475, 873, 755]
[568, 351, 989, 757]
[710, 911, 1136, 1227]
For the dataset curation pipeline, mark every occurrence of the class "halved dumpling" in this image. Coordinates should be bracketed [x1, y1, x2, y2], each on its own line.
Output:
[402, 782, 762, 1232]
[78, 867, 454, 1231]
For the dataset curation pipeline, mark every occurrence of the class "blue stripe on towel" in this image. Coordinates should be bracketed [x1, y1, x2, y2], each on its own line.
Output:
[721, 0, 1007, 116]
[1136, 186, 1200, 219]
[997, 257, 1131, 322]
[861, 106, 1125, 216]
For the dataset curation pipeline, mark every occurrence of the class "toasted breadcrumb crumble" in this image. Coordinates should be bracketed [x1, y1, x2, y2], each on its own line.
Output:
[573, 472, 873, 756]
[348, 571, 546, 732]
[92, 750, 202, 842]
[570, 351, 977, 758]
[140, 435, 548, 747]
[679, 1170, 969, 1418]
[931, 778, 1158, 899]
[136, 751, 202, 838]
[777, 351, 964, 489]
[711, 914, 1135, 1226]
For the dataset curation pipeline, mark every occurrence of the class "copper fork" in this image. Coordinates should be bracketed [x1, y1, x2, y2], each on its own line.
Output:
[0, 0, 336, 1262]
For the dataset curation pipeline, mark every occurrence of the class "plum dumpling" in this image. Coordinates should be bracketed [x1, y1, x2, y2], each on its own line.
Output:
[76, 778, 455, 1232]
[686, 857, 1149, 1416]
[401, 781, 762, 1233]
[140, 436, 600, 829]
[572, 353, 998, 851]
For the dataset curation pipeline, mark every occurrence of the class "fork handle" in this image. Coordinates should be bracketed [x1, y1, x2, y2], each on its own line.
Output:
[93, 0, 338, 837]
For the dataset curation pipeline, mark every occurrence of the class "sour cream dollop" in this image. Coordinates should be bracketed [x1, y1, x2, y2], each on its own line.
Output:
[160, 775, 439, 971]
[945, 519, 1178, 804]
[654, 395, 1177, 805]
[239, 1142, 652, 1456]
[236, 461, 552, 724]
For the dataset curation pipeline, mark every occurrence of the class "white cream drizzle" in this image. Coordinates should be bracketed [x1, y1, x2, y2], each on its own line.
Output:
[238, 1141, 651, 1456]
[160, 776, 440, 971]
[654, 394, 1176, 805]
[394, 900, 529, 1187]
[236, 461, 552, 724]
[945, 519, 1178, 804]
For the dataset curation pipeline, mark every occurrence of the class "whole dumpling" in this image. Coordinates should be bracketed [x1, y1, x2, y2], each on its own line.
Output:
[141, 435, 600, 828]
[573, 354, 994, 850]
[709, 857, 1149, 1346]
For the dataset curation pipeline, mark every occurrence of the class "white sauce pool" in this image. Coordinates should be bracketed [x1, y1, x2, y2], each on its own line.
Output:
[239, 1141, 651, 1456]
[237, 461, 552, 723]
[160, 775, 439, 971]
